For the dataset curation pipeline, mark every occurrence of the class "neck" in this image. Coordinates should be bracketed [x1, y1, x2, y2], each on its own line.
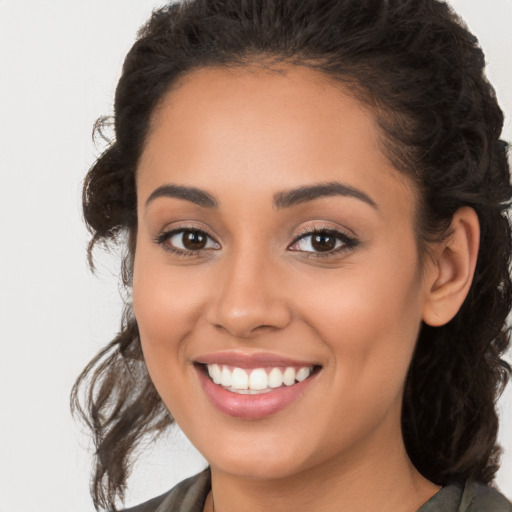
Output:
[207, 424, 439, 512]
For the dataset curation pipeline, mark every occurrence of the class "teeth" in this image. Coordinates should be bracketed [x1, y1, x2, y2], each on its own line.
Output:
[268, 367, 283, 388]
[296, 367, 311, 382]
[220, 366, 232, 387]
[206, 364, 314, 393]
[283, 367, 296, 386]
[249, 368, 268, 390]
[231, 367, 249, 390]
[208, 364, 222, 385]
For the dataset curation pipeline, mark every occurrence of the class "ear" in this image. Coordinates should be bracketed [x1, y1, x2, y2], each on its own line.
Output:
[422, 207, 480, 327]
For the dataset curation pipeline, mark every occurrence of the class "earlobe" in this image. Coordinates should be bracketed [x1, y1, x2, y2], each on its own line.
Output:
[422, 207, 480, 327]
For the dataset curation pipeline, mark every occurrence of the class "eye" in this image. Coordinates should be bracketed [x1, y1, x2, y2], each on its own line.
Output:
[156, 228, 220, 254]
[288, 229, 357, 255]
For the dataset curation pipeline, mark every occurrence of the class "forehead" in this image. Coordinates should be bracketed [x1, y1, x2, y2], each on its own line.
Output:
[137, 65, 416, 217]
[145, 65, 377, 163]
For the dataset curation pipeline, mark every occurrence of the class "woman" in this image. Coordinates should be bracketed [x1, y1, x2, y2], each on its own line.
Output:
[72, 0, 512, 510]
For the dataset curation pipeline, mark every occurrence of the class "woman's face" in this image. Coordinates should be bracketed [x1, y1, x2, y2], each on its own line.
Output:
[133, 66, 433, 480]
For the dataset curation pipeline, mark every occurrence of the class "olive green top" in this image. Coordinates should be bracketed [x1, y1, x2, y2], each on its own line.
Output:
[123, 469, 512, 512]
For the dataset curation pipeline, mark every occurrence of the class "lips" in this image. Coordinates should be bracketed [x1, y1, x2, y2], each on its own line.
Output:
[194, 352, 321, 419]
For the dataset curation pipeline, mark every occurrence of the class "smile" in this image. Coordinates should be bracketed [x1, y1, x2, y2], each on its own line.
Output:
[194, 354, 321, 419]
[206, 364, 314, 394]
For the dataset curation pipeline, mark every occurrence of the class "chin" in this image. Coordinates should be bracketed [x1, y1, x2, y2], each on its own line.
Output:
[195, 429, 321, 481]
[210, 454, 309, 481]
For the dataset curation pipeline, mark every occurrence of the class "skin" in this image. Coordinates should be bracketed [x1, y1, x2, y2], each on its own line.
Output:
[133, 65, 479, 512]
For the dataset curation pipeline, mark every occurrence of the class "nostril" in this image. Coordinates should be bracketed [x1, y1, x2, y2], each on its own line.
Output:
[206, 269, 293, 336]
[212, 321, 283, 339]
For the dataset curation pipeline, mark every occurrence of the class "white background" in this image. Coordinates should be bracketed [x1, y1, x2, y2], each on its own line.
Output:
[0, 1, 511, 511]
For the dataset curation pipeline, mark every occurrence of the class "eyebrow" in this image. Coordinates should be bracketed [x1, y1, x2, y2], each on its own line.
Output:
[145, 184, 218, 208]
[273, 181, 378, 210]
[145, 181, 377, 211]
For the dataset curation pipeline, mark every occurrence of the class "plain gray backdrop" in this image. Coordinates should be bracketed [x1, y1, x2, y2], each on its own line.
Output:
[0, 1, 511, 511]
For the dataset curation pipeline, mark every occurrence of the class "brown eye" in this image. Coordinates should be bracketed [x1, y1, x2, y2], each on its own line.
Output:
[288, 229, 357, 255]
[157, 228, 220, 253]
[311, 233, 337, 252]
[182, 231, 207, 250]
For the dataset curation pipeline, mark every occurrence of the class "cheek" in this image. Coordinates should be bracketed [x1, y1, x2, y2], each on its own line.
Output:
[132, 263, 210, 430]
[299, 249, 424, 397]
[133, 243, 206, 338]
[132, 246, 205, 395]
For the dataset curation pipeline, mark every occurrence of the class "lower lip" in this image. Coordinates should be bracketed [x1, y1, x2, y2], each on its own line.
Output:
[196, 366, 318, 420]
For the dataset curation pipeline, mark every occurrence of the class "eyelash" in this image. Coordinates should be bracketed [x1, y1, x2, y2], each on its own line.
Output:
[154, 226, 219, 257]
[154, 226, 359, 258]
[288, 227, 358, 258]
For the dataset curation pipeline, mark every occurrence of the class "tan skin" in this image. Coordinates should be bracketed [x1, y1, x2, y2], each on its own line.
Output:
[133, 66, 480, 512]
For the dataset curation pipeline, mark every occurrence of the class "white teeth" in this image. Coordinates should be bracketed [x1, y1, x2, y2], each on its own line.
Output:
[220, 366, 232, 387]
[229, 388, 273, 395]
[296, 367, 311, 382]
[207, 364, 222, 385]
[231, 367, 249, 390]
[268, 367, 284, 388]
[249, 368, 268, 390]
[205, 364, 314, 393]
[283, 367, 296, 386]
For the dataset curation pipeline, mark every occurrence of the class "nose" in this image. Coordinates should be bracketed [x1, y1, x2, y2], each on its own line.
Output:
[206, 250, 292, 339]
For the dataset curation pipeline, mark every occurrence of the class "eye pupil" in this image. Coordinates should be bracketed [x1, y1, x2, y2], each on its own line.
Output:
[183, 231, 207, 250]
[312, 233, 336, 252]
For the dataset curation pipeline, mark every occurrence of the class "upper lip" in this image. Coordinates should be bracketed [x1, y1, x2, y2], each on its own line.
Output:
[194, 351, 320, 369]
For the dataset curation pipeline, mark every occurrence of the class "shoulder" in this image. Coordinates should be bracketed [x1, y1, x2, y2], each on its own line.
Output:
[419, 481, 511, 512]
[459, 481, 512, 512]
[122, 469, 211, 512]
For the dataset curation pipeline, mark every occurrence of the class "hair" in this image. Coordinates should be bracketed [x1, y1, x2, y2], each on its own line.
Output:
[71, 0, 512, 510]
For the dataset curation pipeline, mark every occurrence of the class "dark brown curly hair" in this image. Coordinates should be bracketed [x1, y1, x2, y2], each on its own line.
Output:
[71, 1, 512, 510]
